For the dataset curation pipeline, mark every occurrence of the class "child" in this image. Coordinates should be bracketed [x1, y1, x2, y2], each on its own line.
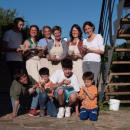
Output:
[50, 58, 80, 118]
[38, 67, 57, 117]
[5, 69, 40, 118]
[79, 71, 98, 121]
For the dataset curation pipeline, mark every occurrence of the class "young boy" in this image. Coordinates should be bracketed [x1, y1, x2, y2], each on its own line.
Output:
[38, 67, 57, 117]
[79, 71, 98, 121]
[5, 69, 40, 118]
[50, 58, 80, 118]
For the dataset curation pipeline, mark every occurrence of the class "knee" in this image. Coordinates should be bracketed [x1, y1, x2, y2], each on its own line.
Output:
[39, 92, 47, 99]
[69, 93, 77, 103]
[57, 88, 64, 96]
[89, 116, 98, 121]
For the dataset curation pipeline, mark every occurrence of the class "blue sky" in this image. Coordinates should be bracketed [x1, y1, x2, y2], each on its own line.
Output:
[0, 0, 126, 44]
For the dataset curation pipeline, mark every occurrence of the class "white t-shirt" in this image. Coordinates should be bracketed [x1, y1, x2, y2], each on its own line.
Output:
[50, 69, 80, 92]
[83, 34, 104, 62]
[3, 30, 23, 61]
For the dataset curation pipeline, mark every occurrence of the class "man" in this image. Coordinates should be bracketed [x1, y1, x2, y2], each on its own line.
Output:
[3, 17, 24, 80]
[50, 58, 80, 118]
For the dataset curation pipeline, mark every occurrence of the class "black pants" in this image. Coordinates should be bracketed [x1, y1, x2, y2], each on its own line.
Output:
[7, 61, 23, 80]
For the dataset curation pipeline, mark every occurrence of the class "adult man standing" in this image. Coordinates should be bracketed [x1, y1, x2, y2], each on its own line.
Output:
[3, 17, 24, 80]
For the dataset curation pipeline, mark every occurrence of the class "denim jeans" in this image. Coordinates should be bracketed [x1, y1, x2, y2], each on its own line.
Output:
[11, 87, 39, 116]
[39, 92, 57, 117]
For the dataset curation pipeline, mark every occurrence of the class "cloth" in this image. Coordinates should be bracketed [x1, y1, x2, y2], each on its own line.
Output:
[44, 81, 52, 93]
[83, 34, 104, 62]
[10, 76, 37, 100]
[3, 30, 23, 61]
[68, 40, 83, 54]
[68, 40, 84, 87]
[38, 38, 52, 69]
[82, 61, 100, 86]
[78, 85, 98, 109]
[80, 107, 98, 121]
[38, 38, 52, 47]
[47, 39, 68, 59]
[26, 59, 41, 82]
[54, 86, 76, 103]
[50, 69, 80, 92]
[48, 40, 64, 76]
[39, 92, 57, 117]
[11, 87, 39, 115]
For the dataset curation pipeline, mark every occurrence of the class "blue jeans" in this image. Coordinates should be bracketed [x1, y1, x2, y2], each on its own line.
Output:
[39, 92, 57, 117]
[80, 108, 98, 121]
[11, 87, 39, 116]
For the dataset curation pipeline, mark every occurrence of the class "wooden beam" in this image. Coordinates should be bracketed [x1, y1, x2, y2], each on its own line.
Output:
[112, 61, 130, 64]
[115, 48, 130, 52]
[105, 92, 130, 95]
[110, 72, 130, 75]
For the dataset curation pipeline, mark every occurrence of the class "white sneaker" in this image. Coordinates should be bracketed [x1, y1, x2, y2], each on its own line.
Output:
[65, 106, 71, 117]
[57, 107, 65, 118]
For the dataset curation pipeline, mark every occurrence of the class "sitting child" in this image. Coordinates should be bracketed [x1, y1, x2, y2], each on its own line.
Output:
[50, 58, 80, 118]
[5, 69, 40, 118]
[79, 71, 98, 121]
[38, 67, 57, 117]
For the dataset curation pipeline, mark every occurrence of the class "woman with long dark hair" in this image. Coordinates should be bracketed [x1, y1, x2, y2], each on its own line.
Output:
[68, 24, 84, 86]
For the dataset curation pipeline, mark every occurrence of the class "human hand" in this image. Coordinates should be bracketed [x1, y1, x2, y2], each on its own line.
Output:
[83, 100, 89, 106]
[64, 79, 71, 85]
[28, 88, 35, 94]
[4, 115, 15, 119]
[76, 110, 80, 117]
[80, 92, 86, 100]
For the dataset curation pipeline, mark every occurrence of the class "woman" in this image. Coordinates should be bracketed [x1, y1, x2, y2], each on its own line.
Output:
[82, 21, 104, 86]
[38, 26, 52, 68]
[23, 25, 42, 82]
[47, 26, 68, 76]
[68, 24, 84, 87]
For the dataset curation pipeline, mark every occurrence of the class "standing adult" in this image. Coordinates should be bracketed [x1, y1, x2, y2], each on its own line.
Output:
[3, 17, 24, 80]
[37, 26, 52, 68]
[47, 26, 68, 76]
[68, 24, 83, 87]
[23, 25, 42, 82]
[82, 21, 104, 86]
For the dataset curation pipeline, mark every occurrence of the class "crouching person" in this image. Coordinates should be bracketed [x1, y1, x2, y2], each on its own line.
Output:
[50, 58, 80, 118]
[79, 71, 98, 121]
[5, 69, 40, 118]
[38, 67, 57, 117]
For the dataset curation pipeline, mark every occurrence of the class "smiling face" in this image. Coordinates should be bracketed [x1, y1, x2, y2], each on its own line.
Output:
[44, 27, 51, 39]
[62, 68, 72, 78]
[53, 30, 61, 40]
[84, 25, 94, 36]
[72, 27, 80, 38]
[30, 27, 38, 37]
[19, 74, 28, 85]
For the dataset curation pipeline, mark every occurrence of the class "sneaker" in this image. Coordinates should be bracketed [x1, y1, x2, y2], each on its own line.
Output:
[29, 109, 39, 117]
[40, 108, 45, 117]
[57, 107, 65, 118]
[65, 106, 71, 117]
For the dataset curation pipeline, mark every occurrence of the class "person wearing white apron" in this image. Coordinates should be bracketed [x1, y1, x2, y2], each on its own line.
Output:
[23, 25, 43, 82]
[37, 26, 52, 68]
[68, 24, 84, 87]
[47, 26, 68, 76]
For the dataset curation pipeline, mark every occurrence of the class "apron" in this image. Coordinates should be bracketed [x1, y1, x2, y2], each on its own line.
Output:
[26, 39, 41, 82]
[49, 40, 63, 76]
[40, 38, 49, 68]
[69, 40, 84, 87]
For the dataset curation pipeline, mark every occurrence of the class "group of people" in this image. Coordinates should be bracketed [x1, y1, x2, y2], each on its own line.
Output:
[3, 17, 104, 121]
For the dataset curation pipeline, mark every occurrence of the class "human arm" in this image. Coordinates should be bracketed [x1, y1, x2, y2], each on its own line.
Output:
[82, 87, 97, 100]
[50, 80, 65, 90]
